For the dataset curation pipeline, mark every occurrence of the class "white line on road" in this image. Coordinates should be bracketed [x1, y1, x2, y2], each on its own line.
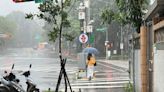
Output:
[71, 81, 129, 86]
[0, 57, 56, 60]
[95, 72, 128, 76]
[70, 85, 124, 89]
[75, 78, 130, 83]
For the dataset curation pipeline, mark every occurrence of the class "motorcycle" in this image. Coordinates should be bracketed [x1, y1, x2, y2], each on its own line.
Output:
[0, 64, 39, 92]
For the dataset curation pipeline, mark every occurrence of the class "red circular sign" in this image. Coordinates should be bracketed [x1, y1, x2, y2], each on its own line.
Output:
[79, 34, 88, 43]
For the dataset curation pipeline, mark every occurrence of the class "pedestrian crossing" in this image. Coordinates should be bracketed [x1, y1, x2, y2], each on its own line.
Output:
[71, 79, 129, 90]
[70, 61, 130, 90]
[71, 73, 130, 89]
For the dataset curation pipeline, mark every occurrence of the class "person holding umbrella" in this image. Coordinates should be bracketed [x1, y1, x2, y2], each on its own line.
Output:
[86, 53, 96, 81]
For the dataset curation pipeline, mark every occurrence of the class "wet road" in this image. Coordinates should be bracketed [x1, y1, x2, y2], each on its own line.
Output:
[0, 48, 78, 91]
[0, 48, 129, 92]
[70, 60, 129, 92]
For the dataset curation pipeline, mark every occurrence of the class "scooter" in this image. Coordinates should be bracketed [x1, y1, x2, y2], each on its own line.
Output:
[0, 64, 40, 92]
[0, 64, 25, 92]
[22, 64, 39, 92]
[0, 70, 10, 92]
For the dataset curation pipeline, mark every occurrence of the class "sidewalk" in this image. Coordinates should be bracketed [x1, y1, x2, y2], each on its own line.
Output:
[98, 59, 129, 70]
[76, 59, 129, 80]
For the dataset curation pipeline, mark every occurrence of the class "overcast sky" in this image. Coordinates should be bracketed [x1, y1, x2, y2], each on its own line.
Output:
[0, 0, 155, 17]
[0, 0, 39, 16]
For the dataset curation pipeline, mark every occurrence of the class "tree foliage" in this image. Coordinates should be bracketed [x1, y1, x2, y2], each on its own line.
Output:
[6, 11, 44, 47]
[101, 8, 114, 25]
[116, 0, 149, 32]
[89, 0, 116, 55]
[101, 0, 149, 33]
[26, 0, 73, 42]
[26, 1, 75, 91]
[116, 0, 149, 33]
[0, 16, 17, 34]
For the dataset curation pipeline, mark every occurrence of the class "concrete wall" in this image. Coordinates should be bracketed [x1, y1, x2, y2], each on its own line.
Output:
[134, 50, 141, 92]
[133, 46, 164, 92]
[154, 42, 164, 92]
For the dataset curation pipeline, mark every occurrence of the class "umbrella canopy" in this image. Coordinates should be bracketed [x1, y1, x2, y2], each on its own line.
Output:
[82, 47, 99, 55]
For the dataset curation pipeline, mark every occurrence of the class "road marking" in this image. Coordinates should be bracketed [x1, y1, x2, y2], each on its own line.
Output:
[71, 85, 124, 89]
[71, 81, 129, 86]
[0, 57, 56, 60]
[75, 78, 130, 83]
[95, 72, 128, 76]
[98, 62, 126, 72]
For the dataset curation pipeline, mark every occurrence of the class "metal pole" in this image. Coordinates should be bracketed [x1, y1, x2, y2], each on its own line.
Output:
[106, 24, 108, 59]
[132, 27, 136, 92]
[105, 2, 109, 60]
[78, 2, 85, 52]
[146, 21, 153, 92]
[88, 0, 90, 22]
[84, 0, 91, 45]
[120, 25, 123, 60]
[128, 24, 132, 80]
[87, 0, 90, 45]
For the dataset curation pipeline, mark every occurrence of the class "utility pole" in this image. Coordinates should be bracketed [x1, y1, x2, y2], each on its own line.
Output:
[105, 3, 109, 60]
[78, 0, 93, 50]
[120, 25, 123, 60]
[105, 24, 109, 59]
[78, 2, 86, 50]
[146, 21, 153, 92]
[140, 25, 148, 92]
[84, 0, 93, 45]
[132, 26, 136, 92]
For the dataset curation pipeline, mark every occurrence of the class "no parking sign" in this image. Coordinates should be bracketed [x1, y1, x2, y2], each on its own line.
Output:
[79, 34, 88, 43]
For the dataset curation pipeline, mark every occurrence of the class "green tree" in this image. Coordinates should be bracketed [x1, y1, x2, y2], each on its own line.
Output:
[89, 0, 116, 55]
[0, 16, 17, 34]
[101, 0, 149, 33]
[101, 8, 115, 25]
[0, 16, 17, 48]
[26, 0, 75, 91]
[114, 0, 149, 32]
[6, 11, 44, 47]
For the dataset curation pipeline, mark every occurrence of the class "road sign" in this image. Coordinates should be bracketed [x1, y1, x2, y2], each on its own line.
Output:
[87, 25, 93, 33]
[79, 34, 88, 43]
[78, 5, 85, 20]
[84, 0, 90, 8]
[96, 27, 107, 32]
[105, 41, 109, 46]
[35, 0, 44, 3]
[79, 12, 85, 20]
[120, 43, 124, 49]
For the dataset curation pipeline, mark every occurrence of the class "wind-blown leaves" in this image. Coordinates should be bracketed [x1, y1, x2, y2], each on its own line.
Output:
[26, 0, 74, 42]
[116, 0, 149, 32]
[25, 13, 34, 19]
[62, 33, 75, 41]
[48, 28, 59, 42]
[101, 0, 149, 33]
[101, 9, 114, 24]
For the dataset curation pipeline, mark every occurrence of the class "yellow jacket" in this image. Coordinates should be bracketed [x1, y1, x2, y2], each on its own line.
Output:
[87, 57, 96, 66]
